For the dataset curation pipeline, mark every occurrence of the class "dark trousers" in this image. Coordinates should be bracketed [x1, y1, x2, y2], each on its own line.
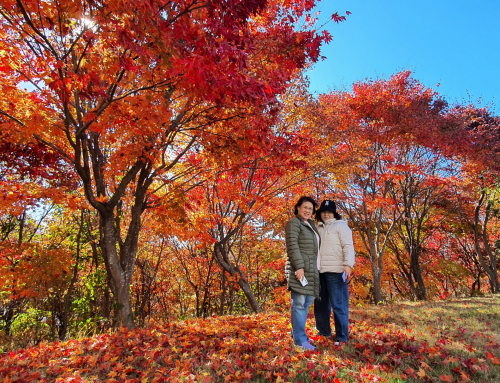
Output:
[314, 272, 350, 342]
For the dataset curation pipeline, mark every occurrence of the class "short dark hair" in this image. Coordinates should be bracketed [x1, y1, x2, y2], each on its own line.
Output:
[293, 196, 317, 216]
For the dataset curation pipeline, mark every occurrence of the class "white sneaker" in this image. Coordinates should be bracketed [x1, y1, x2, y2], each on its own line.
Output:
[300, 341, 316, 351]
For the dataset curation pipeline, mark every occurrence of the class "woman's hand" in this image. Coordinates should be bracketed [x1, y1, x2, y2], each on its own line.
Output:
[295, 268, 305, 281]
[343, 265, 352, 279]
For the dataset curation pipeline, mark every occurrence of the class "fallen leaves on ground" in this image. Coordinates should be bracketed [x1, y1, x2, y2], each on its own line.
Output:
[1, 296, 500, 382]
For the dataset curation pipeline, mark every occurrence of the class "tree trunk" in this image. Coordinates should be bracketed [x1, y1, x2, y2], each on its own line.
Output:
[367, 232, 384, 304]
[471, 275, 481, 293]
[3, 304, 16, 336]
[473, 191, 500, 294]
[482, 200, 500, 293]
[228, 285, 234, 315]
[410, 248, 427, 301]
[100, 216, 136, 329]
[371, 268, 383, 304]
[201, 253, 215, 318]
[390, 242, 420, 299]
[219, 271, 227, 315]
[237, 275, 261, 313]
[214, 242, 262, 313]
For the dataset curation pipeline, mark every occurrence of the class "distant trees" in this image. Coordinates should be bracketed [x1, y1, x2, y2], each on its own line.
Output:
[315, 72, 500, 302]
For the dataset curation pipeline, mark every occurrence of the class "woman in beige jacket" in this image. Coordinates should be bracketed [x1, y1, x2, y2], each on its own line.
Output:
[314, 200, 355, 345]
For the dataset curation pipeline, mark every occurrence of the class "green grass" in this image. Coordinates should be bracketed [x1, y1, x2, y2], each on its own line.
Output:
[330, 295, 500, 382]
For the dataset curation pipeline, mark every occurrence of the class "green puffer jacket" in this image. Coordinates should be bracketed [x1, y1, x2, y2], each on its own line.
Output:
[285, 216, 320, 297]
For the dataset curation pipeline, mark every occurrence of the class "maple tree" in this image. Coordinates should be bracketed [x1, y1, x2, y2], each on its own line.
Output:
[453, 175, 500, 294]
[458, 107, 500, 294]
[130, 200, 290, 320]
[420, 230, 474, 299]
[0, 196, 51, 335]
[130, 216, 224, 321]
[426, 105, 500, 295]
[156, 75, 319, 314]
[0, 0, 334, 327]
[167, 239, 220, 318]
[314, 71, 459, 303]
[1, 0, 500, 348]
[305, 71, 500, 303]
[450, 229, 485, 293]
[385, 144, 459, 301]
[183, 157, 310, 313]
[0, 207, 78, 340]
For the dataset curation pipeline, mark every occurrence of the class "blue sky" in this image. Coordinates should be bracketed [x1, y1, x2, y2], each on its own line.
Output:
[307, 0, 500, 112]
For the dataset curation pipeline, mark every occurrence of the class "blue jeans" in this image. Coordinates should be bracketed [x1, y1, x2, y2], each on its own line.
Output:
[290, 290, 314, 345]
[314, 272, 350, 342]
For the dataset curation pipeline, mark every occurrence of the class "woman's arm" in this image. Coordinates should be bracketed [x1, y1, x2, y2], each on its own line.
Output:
[285, 218, 305, 273]
[339, 224, 355, 272]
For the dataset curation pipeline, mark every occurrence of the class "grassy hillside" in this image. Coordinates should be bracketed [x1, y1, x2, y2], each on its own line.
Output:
[1, 295, 499, 382]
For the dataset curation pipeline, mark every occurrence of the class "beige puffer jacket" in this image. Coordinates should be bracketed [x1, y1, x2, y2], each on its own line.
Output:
[317, 218, 355, 273]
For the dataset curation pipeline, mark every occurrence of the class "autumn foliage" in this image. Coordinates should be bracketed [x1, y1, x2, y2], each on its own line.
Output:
[1, 1, 500, 381]
[0, 0, 335, 328]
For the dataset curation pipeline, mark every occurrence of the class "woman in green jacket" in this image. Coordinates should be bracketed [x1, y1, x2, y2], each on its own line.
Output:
[285, 196, 321, 351]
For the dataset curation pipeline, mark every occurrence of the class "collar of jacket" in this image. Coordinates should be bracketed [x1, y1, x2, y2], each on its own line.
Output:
[318, 218, 338, 227]
[299, 218, 320, 233]
[301, 219, 321, 249]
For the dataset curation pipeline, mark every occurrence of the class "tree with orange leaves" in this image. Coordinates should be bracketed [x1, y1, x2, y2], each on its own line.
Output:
[385, 144, 460, 301]
[184, 151, 312, 313]
[315, 71, 460, 303]
[0, 0, 339, 327]
[445, 106, 500, 294]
